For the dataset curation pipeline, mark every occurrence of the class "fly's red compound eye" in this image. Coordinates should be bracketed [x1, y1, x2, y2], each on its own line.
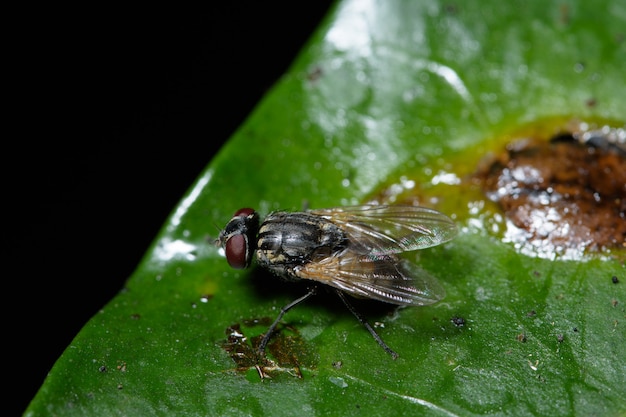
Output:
[234, 207, 255, 218]
[225, 234, 249, 269]
[219, 207, 259, 269]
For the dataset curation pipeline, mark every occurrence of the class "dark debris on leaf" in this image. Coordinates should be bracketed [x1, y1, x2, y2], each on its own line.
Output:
[451, 316, 466, 327]
[221, 321, 317, 380]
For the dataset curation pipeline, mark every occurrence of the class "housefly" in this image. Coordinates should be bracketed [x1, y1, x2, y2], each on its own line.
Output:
[217, 204, 458, 359]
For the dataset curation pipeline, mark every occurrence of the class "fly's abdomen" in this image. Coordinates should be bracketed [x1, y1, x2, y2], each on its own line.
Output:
[256, 211, 347, 278]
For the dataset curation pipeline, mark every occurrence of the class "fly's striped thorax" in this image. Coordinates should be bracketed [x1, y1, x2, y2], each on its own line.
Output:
[256, 211, 347, 272]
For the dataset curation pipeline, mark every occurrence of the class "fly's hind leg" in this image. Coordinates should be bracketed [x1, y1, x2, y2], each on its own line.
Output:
[335, 289, 399, 359]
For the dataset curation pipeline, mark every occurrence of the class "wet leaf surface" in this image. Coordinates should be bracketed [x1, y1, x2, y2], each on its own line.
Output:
[26, 1, 625, 416]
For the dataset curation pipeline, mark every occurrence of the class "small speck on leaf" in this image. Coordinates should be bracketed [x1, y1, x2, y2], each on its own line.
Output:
[451, 316, 466, 327]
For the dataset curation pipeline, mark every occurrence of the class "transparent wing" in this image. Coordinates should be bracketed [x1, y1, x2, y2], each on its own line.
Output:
[309, 205, 458, 255]
[294, 249, 446, 306]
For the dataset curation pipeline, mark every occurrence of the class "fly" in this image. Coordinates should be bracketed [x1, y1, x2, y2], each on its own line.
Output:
[217, 204, 458, 359]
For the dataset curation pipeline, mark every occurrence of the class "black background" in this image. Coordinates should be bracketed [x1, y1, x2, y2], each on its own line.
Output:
[13, 4, 334, 414]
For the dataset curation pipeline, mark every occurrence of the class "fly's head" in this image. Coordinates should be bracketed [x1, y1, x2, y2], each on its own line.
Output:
[217, 208, 260, 269]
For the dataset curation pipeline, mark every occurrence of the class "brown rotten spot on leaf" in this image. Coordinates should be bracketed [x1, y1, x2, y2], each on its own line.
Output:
[475, 126, 625, 259]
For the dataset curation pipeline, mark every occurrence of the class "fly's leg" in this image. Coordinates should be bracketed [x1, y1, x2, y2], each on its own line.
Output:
[335, 290, 399, 359]
[258, 287, 318, 356]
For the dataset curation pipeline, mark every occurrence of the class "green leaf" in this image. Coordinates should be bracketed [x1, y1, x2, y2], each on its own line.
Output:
[26, 1, 625, 416]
